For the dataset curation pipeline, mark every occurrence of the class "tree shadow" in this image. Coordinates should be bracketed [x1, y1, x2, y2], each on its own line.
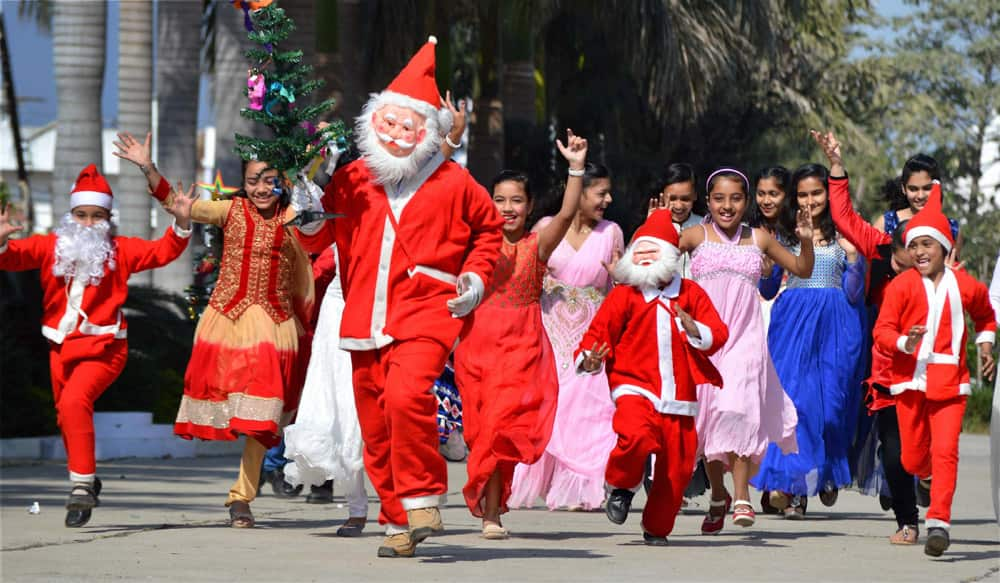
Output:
[415, 543, 610, 563]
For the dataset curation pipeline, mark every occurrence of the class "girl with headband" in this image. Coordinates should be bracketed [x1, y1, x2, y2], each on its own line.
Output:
[673, 167, 810, 533]
[751, 161, 867, 520]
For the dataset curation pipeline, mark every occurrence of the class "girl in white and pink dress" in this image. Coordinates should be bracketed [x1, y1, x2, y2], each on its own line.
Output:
[509, 163, 624, 510]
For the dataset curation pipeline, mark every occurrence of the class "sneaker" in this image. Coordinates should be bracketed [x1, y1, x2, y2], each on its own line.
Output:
[701, 492, 731, 535]
[377, 532, 416, 558]
[642, 532, 669, 546]
[407, 507, 444, 543]
[924, 526, 950, 557]
[916, 479, 931, 508]
[605, 488, 635, 525]
[306, 480, 334, 504]
[819, 486, 839, 507]
[890, 524, 919, 545]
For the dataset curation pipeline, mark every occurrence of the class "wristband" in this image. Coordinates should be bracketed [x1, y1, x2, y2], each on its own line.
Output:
[568, 167, 585, 177]
[445, 134, 462, 149]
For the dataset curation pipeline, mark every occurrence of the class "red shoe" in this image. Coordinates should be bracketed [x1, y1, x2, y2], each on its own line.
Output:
[732, 500, 755, 527]
[701, 492, 731, 535]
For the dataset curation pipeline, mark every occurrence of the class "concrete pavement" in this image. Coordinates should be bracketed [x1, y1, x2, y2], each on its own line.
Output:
[1, 434, 998, 582]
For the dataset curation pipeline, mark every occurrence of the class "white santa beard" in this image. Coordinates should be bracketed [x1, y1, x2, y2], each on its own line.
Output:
[356, 100, 443, 186]
[52, 213, 117, 286]
[612, 250, 680, 291]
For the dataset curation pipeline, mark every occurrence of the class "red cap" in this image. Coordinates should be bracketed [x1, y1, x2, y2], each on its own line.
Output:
[904, 181, 953, 252]
[632, 209, 680, 249]
[69, 164, 114, 210]
[385, 36, 441, 111]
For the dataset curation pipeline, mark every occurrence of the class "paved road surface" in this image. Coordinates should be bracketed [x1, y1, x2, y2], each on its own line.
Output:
[1, 435, 997, 582]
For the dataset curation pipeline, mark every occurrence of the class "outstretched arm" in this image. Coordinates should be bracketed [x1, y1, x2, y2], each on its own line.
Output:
[113, 132, 164, 193]
[537, 130, 588, 262]
[440, 91, 467, 160]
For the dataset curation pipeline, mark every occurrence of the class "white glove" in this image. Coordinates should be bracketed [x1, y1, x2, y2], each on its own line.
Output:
[312, 144, 343, 189]
[291, 171, 324, 213]
[447, 272, 485, 318]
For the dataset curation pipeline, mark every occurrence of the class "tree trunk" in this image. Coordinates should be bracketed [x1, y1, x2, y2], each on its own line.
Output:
[52, 0, 106, 222]
[152, 0, 201, 295]
[212, 5, 259, 187]
[117, 0, 154, 284]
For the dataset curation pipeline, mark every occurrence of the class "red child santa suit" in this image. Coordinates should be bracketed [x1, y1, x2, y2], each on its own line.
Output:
[295, 37, 503, 555]
[873, 182, 995, 544]
[0, 165, 190, 517]
[575, 210, 728, 541]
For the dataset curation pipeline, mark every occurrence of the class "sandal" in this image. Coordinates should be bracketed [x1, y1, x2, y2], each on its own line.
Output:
[732, 500, 755, 527]
[889, 524, 919, 545]
[65, 477, 102, 528]
[701, 492, 731, 535]
[228, 501, 255, 528]
[783, 496, 806, 520]
[482, 522, 509, 540]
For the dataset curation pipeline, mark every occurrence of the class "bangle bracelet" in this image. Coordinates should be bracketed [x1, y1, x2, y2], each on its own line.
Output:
[568, 167, 585, 177]
[445, 135, 462, 149]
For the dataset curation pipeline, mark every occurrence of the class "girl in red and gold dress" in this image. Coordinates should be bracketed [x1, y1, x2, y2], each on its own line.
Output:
[114, 133, 313, 529]
[453, 130, 588, 539]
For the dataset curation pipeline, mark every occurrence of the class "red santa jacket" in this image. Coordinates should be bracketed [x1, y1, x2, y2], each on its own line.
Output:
[575, 277, 728, 416]
[874, 267, 996, 400]
[0, 226, 190, 347]
[296, 153, 504, 351]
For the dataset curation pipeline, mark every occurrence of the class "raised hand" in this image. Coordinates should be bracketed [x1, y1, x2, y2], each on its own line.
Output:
[442, 90, 467, 148]
[581, 341, 610, 372]
[810, 129, 844, 175]
[904, 325, 927, 354]
[112, 132, 153, 169]
[675, 306, 701, 340]
[0, 203, 24, 246]
[945, 247, 965, 271]
[795, 207, 814, 242]
[647, 193, 667, 219]
[164, 180, 198, 230]
[555, 129, 588, 170]
[601, 248, 622, 277]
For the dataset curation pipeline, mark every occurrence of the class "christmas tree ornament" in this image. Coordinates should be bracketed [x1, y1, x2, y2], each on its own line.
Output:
[195, 170, 239, 201]
[248, 72, 266, 111]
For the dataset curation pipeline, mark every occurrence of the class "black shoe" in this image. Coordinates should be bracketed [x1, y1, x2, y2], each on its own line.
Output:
[65, 477, 102, 528]
[924, 526, 950, 557]
[879, 494, 893, 511]
[819, 486, 839, 507]
[268, 470, 303, 499]
[306, 480, 334, 504]
[760, 490, 780, 515]
[916, 479, 931, 508]
[605, 488, 635, 525]
[642, 532, 669, 546]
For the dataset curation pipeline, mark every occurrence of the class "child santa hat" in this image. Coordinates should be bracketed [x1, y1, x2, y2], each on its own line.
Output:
[69, 164, 114, 210]
[631, 209, 681, 253]
[361, 36, 453, 136]
[903, 180, 952, 252]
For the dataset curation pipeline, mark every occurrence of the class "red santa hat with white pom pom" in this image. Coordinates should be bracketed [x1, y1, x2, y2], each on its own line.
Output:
[903, 180, 953, 253]
[69, 164, 114, 210]
[365, 36, 453, 136]
[631, 209, 680, 252]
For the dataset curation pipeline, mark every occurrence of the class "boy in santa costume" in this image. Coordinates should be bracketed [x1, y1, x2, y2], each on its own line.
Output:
[873, 181, 996, 557]
[577, 209, 728, 545]
[0, 164, 193, 528]
[295, 36, 503, 557]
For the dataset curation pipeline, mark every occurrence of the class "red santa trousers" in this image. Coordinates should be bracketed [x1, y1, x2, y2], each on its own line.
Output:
[895, 390, 966, 528]
[351, 338, 451, 527]
[48, 338, 128, 481]
[605, 395, 697, 537]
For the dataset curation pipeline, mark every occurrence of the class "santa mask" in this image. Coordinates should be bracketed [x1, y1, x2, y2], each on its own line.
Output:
[612, 239, 680, 291]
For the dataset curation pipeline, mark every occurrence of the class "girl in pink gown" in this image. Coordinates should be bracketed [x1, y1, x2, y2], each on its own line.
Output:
[509, 163, 625, 511]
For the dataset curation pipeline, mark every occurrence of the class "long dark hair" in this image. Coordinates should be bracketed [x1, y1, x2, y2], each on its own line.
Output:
[746, 166, 791, 238]
[883, 154, 941, 211]
[582, 161, 611, 190]
[783, 163, 836, 245]
[491, 169, 533, 201]
[233, 159, 291, 209]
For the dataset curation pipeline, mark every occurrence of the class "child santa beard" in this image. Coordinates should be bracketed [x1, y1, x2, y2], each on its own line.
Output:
[577, 210, 728, 545]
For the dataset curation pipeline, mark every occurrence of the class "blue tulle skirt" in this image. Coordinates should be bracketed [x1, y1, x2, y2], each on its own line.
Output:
[751, 288, 865, 496]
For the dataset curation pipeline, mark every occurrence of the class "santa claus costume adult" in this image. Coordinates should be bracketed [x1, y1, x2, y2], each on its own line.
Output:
[0, 164, 192, 528]
[873, 181, 996, 557]
[295, 37, 504, 558]
[576, 210, 729, 545]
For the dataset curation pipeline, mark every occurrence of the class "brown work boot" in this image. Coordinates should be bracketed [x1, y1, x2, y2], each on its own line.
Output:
[377, 532, 416, 558]
[407, 506, 444, 542]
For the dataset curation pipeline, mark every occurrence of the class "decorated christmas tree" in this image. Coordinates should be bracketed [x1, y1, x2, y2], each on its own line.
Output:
[234, 0, 349, 175]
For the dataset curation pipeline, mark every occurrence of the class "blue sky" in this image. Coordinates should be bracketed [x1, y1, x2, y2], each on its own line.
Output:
[2, 0, 909, 128]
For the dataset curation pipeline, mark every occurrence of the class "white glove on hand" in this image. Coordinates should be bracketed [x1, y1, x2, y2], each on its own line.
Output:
[323, 144, 342, 177]
[291, 171, 324, 213]
[447, 272, 485, 318]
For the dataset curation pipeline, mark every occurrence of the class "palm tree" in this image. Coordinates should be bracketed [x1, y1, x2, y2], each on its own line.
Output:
[212, 4, 261, 186]
[51, 0, 106, 222]
[151, 0, 201, 295]
[117, 0, 154, 285]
